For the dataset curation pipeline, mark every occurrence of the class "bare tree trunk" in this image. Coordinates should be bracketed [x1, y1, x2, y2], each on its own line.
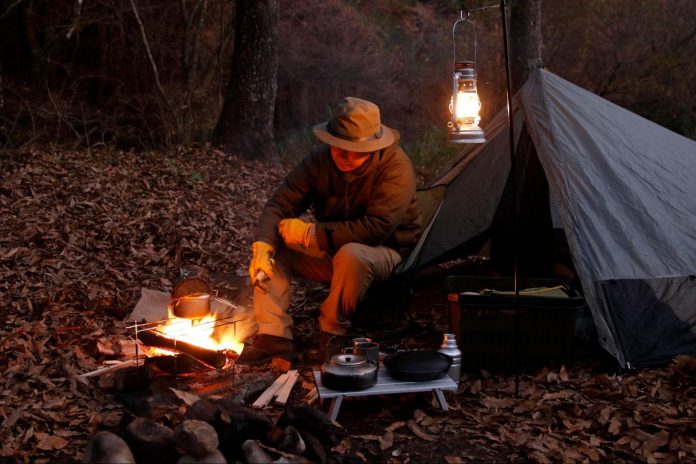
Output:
[510, 0, 543, 93]
[213, 0, 278, 160]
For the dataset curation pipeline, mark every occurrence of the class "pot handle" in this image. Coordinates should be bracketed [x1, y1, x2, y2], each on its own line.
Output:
[212, 296, 241, 311]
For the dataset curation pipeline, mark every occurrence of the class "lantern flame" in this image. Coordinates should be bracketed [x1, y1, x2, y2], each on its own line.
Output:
[450, 90, 481, 126]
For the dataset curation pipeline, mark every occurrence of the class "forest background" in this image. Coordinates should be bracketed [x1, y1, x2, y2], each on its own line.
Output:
[2, 3, 696, 461]
[2, 0, 695, 181]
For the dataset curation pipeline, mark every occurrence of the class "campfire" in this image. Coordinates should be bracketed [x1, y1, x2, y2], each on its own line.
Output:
[129, 311, 244, 372]
[124, 277, 253, 374]
[154, 309, 243, 354]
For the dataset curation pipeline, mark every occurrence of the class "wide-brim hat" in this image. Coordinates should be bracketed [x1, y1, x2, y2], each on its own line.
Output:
[313, 97, 395, 152]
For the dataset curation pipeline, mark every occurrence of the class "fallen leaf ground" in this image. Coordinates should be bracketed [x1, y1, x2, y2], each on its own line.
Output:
[1, 147, 695, 463]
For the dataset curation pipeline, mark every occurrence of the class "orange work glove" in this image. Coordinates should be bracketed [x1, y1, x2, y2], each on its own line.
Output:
[248, 241, 275, 284]
[278, 218, 313, 249]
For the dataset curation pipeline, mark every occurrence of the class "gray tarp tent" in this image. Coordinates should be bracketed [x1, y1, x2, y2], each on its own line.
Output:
[406, 68, 696, 368]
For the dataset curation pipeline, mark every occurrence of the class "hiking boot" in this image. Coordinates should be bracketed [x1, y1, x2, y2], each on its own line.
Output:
[237, 334, 295, 366]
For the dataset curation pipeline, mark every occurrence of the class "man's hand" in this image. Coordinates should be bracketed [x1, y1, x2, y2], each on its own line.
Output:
[278, 218, 312, 249]
[249, 241, 275, 284]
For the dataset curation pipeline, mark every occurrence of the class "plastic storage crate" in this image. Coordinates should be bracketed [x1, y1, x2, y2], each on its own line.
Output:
[446, 276, 585, 373]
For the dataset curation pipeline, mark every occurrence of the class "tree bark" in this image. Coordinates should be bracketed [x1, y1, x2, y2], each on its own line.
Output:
[213, 0, 278, 160]
[510, 0, 543, 93]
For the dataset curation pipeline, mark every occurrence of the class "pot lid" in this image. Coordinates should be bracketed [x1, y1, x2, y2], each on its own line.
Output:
[172, 277, 211, 299]
[331, 353, 367, 366]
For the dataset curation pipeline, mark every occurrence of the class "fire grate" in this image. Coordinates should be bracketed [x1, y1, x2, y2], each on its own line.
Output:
[126, 313, 246, 375]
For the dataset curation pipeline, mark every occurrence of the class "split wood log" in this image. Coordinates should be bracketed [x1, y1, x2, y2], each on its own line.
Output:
[231, 373, 276, 405]
[118, 338, 148, 360]
[111, 365, 153, 392]
[145, 354, 209, 375]
[136, 330, 227, 368]
[252, 373, 288, 408]
[275, 370, 299, 405]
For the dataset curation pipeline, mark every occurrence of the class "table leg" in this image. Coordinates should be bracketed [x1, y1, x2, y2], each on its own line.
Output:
[328, 396, 343, 421]
[434, 389, 448, 411]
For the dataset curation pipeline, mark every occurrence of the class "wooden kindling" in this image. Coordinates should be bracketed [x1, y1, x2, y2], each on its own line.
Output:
[252, 373, 289, 408]
[275, 370, 299, 405]
[251, 370, 300, 408]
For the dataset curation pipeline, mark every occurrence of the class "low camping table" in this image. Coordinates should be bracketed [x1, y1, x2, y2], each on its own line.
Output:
[312, 367, 458, 421]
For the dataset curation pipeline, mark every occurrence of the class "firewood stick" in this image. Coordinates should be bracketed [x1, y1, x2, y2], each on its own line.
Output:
[307, 394, 318, 407]
[302, 385, 317, 400]
[275, 370, 299, 405]
[252, 373, 289, 408]
[136, 330, 227, 368]
[77, 360, 139, 379]
[304, 387, 319, 406]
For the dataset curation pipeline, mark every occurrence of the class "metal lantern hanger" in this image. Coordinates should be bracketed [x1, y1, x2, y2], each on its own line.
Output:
[448, 10, 486, 144]
[443, 0, 523, 398]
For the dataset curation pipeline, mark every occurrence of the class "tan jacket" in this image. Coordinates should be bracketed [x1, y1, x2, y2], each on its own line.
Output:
[254, 139, 422, 258]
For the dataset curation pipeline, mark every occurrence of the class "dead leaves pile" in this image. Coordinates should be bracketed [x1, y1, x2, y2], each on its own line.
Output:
[0, 147, 283, 462]
[331, 360, 695, 463]
[447, 360, 696, 463]
[1, 147, 695, 463]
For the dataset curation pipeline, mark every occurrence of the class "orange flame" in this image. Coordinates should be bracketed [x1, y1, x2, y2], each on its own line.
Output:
[152, 309, 244, 357]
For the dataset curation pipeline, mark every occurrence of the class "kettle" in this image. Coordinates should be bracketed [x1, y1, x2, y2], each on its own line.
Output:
[320, 354, 378, 391]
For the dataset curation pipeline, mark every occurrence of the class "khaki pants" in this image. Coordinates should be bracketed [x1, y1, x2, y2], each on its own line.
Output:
[254, 243, 403, 339]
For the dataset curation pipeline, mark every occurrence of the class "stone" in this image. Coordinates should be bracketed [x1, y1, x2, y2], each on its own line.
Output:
[277, 406, 345, 446]
[125, 417, 176, 463]
[83, 431, 135, 464]
[174, 420, 219, 458]
[177, 449, 227, 464]
[214, 399, 273, 459]
[184, 399, 219, 425]
[241, 440, 272, 464]
[275, 426, 305, 455]
[298, 430, 327, 464]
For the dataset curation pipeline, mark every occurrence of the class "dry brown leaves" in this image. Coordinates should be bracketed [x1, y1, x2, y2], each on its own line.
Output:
[0, 147, 285, 462]
[1, 147, 695, 463]
[448, 361, 696, 463]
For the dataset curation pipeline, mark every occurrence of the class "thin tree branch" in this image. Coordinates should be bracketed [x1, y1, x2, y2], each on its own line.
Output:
[128, 0, 177, 124]
[0, 0, 28, 21]
[190, 0, 208, 85]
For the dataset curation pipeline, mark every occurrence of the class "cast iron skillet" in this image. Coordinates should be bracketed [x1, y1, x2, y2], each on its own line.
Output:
[383, 351, 452, 381]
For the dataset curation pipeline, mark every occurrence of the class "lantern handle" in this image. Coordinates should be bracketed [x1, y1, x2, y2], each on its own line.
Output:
[452, 9, 477, 67]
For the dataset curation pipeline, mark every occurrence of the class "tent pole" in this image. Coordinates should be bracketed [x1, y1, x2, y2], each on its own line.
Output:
[500, 0, 520, 397]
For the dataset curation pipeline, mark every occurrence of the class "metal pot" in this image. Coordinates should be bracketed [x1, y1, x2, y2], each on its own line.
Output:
[320, 354, 378, 391]
[171, 277, 212, 319]
[171, 292, 211, 319]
